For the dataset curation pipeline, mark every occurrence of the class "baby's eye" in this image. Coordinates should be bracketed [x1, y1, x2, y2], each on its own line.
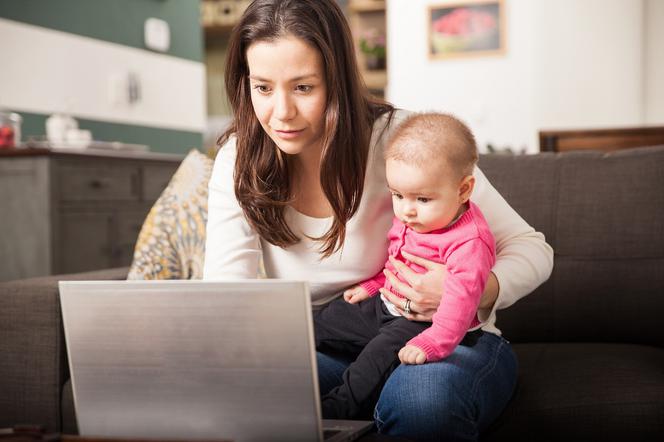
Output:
[296, 84, 313, 93]
[392, 192, 403, 200]
[417, 197, 431, 203]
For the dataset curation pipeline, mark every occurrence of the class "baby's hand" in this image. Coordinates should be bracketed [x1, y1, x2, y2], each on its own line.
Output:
[343, 286, 370, 304]
[398, 345, 427, 365]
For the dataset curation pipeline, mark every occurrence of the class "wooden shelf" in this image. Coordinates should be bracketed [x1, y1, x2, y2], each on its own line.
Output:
[201, 0, 248, 40]
[204, 24, 235, 41]
[348, 0, 386, 13]
[348, 1, 387, 94]
[204, 24, 235, 33]
[362, 70, 387, 90]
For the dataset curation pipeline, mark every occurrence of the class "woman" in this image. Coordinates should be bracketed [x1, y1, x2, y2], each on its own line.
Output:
[204, 0, 553, 440]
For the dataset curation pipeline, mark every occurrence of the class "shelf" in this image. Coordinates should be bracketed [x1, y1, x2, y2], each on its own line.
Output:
[201, 0, 249, 40]
[362, 69, 387, 90]
[348, 1, 387, 93]
[348, 0, 386, 13]
[204, 24, 235, 40]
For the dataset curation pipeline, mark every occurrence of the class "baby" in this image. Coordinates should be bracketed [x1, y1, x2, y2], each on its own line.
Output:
[314, 112, 496, 420]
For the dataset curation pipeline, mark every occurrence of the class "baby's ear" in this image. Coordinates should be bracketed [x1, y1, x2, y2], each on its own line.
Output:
[458, 175, 475, 203]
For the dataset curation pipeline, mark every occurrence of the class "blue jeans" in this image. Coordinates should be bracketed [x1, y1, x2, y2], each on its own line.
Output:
[317, 331, 518, 441]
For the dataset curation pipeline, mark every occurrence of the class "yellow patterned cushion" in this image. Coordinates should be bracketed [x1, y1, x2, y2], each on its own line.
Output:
[128, 149, 213, 280]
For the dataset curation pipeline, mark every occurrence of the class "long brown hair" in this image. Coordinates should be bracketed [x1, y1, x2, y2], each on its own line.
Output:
[218, 0, 394, 257]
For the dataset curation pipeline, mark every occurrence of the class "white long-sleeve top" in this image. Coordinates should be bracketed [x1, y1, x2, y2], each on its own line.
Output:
[203, 110, 554, 335]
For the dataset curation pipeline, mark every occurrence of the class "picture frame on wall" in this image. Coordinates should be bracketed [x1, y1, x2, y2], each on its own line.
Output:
[429, 0, 505, 60]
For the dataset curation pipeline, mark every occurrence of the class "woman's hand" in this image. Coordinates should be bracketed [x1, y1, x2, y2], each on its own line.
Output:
[378, 250, 501, 322]
[378, 250, 447, 321]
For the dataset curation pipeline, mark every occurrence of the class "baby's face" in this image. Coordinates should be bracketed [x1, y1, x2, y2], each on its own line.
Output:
[386, 158, 466, 233]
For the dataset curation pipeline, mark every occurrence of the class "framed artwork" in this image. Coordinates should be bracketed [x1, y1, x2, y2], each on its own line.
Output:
[429, 0, 505, 60]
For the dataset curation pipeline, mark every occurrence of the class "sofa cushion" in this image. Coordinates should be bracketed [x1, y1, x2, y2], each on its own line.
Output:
[554, 147, 664, 259]
[0, 267, 129, 432]
[128, 149, 213, 280]
[483, 342, 664, 441]
[480, 146, 664, 345]
[479, 152, 558, 246]
[61, 379, 76, 434]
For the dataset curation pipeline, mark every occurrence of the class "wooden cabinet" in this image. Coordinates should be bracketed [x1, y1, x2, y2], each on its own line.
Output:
[201, 0, 251, 40]
[0, 148, 182, 281]
[348, 0, 388, 96]
[539, 126, 664, 152]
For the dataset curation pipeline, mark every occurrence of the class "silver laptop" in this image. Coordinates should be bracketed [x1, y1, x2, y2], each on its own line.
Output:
[59, 280, 373, 442]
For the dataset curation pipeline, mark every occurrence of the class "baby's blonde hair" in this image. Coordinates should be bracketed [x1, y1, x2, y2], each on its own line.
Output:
[385, 112, 478, 179]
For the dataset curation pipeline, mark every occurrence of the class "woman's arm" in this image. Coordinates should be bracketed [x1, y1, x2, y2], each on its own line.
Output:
[380, 167, 553, 320]
[203, 136, 263, 280]
[471, 166, 553, 319]
[479, 272, 499, 309]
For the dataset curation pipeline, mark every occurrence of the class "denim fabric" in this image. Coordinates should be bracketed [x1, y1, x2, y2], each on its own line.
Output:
[317, 331, 517, 441]
[315, 296, 429, 419]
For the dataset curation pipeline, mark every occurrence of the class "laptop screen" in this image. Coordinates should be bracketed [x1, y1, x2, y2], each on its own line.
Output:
[60, 280, 327, 442]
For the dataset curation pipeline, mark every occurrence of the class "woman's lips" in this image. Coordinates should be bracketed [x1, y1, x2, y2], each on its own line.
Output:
[274, 129, 304, 140]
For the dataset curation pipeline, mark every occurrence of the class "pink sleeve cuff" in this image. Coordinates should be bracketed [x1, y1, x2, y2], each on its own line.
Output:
[406, 335, 452, 362]
[359, 280, 383, 297]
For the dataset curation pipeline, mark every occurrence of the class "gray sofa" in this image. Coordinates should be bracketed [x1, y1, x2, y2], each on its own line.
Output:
[1, 146, 663, 441]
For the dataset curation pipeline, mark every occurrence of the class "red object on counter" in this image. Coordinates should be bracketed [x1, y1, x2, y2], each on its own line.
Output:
[0, 125, 15, 148]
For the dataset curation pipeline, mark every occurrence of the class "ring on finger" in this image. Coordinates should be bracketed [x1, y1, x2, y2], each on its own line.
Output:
[403, 299, 412, 314]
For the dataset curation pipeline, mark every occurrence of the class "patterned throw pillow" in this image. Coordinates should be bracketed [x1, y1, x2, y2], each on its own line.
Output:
[128, 149, 213, 280]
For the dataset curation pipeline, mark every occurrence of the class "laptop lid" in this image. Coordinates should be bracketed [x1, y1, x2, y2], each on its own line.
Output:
[60, 280, 369, 442]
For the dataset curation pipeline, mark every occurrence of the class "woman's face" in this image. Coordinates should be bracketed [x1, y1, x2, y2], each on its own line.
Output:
[246, 35, 328, 158]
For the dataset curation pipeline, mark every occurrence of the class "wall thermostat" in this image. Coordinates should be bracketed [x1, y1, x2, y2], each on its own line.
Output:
[144, 17, 170, 53]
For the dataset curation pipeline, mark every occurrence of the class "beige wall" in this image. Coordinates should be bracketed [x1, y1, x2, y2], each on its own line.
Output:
[645, 0, 664, 124]
[387, 0, 652, 153]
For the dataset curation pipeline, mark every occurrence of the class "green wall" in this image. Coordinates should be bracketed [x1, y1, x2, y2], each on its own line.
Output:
[0, 0, 204, 153]
[0, 0, 203, 62]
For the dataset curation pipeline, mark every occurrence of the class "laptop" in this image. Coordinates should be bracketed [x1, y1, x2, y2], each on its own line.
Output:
[59, 280, 373, 442]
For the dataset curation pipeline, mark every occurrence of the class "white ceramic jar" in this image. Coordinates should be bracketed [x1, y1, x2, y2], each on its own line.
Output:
[46, 113, 78, 146]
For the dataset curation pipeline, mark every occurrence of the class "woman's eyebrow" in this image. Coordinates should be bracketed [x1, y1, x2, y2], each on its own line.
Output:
[289, 74, 320, 81]
[248, 73, 320, 82]
[248, 75, 271, 82]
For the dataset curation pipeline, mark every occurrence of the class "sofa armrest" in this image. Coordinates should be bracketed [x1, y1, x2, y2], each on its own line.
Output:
[0, 267, 129, 431]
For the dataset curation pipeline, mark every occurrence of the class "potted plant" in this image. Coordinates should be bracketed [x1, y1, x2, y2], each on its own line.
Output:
[359, 28, 386, 70]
